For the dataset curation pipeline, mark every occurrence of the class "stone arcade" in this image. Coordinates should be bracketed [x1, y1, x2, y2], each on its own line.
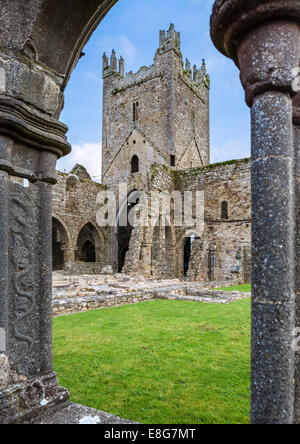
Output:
[0, 0, 300, 425]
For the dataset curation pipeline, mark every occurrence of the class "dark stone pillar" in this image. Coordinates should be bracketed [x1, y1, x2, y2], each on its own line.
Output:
[0, 0, 119, 424]
[0, 69, 71, 424]
[293, 93, 300, 423]
[211, 0, 300, 424]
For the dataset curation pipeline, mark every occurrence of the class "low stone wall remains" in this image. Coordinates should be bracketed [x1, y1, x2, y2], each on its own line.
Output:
[52, 273, 250, 316]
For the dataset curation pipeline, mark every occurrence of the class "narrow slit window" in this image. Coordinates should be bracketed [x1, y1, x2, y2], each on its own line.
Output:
[221, 201, 229, 219]
[133, 101, 139, 122]
[170, 155, 176, 167]
[191, 110, 195, 131]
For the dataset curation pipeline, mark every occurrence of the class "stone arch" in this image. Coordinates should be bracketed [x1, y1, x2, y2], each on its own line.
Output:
[52, 215, 71, 271]
[75, 220, 104, 263]
[177, 231, 202, 279]
[115, 189, 141, 272]
[8, 1, 118, 87]
[150, 217, 176, 278]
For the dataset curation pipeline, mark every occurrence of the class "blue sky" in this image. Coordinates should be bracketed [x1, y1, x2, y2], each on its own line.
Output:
[57, 0, 250, 180]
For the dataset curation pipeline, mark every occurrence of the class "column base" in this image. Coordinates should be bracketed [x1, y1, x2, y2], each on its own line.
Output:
[23, 402, 137, 424]
[0, 371, 70, 424]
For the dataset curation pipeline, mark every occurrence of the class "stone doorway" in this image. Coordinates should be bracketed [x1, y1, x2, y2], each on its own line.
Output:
[184, 237, 192, 277]
[117, 191, 141, 273]
[76, 222, 99, 263]
[81, 240, 96, 262]
[52, 217, 69, 271]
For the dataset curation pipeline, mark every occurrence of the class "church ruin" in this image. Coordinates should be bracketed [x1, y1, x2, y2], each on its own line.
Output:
[52, 25, 252, 284]
[1, 0, 300, 425]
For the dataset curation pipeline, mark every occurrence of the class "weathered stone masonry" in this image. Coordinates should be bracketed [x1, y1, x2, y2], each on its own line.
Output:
[52, 164, 110, 273]
[1, 0, 298, 426]
[102, 24, 210, 191]
[53, 157, 251, 283]
[52, 26, 252, 284]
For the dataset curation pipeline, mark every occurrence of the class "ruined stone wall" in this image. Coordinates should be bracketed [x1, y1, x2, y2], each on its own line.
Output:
[52, 157, 251, 283]
[176, 158, 251, 221]
[122, 159, 251, 282]
[52, 168, 111, 267]
[114, 159, 251, 282]
[175, 159, 252, 282]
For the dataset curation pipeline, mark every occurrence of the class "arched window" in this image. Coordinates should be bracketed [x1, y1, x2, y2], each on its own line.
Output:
[221, 201, 229, 219]
[131, 155, 139, 173]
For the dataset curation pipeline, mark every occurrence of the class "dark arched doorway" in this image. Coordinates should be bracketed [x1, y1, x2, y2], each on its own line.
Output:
[184, 237, 192, 277]
[117, 190, 141, 272]
[52, 217, 69, 271]
[76, 222, 100, 263]
[81, 240, 96, 262]
[131, 155, 139, 173]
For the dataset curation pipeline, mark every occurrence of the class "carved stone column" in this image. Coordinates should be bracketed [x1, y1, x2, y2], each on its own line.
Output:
[211, 0, 300, 424]
[0, 59, 71, 424]
[0, 0, 120, 425]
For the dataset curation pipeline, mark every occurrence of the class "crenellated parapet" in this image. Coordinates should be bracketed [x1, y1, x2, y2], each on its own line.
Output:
[102, 25, 209, 95]
[181, 58, 210, 97]
[102, 23, 210, 182]
[102, 50, 125, 79]
[158, 23, 181, 56]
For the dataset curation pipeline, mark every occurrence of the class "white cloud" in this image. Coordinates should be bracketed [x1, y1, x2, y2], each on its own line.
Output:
[119, 35, 137, 66]
[211, 139, 250, 164]
[57, 142, 102, 181]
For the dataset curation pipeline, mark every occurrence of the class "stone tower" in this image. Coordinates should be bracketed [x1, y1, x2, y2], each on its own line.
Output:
[102, 24, 210, 188]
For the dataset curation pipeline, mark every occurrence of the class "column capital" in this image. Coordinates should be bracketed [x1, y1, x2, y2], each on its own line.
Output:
[211, 0, 300, 64]
[0, 97, 71, 184]
[211, 1, 300, 106]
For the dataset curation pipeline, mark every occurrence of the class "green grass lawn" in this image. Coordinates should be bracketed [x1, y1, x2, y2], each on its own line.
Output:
[215, 284, 251, 292]
[53, 299, 251, 424]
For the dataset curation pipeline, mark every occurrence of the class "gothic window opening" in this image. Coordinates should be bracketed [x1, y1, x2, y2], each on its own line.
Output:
[131, 155, 139, 173]
[117, 191, 141, 273]
[81, 240, 96, 262]
[184, 237, 192, 276]
[76, 222, 100, 263]
[133, 101, 139, 122]
[221, 201, 229, 219]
